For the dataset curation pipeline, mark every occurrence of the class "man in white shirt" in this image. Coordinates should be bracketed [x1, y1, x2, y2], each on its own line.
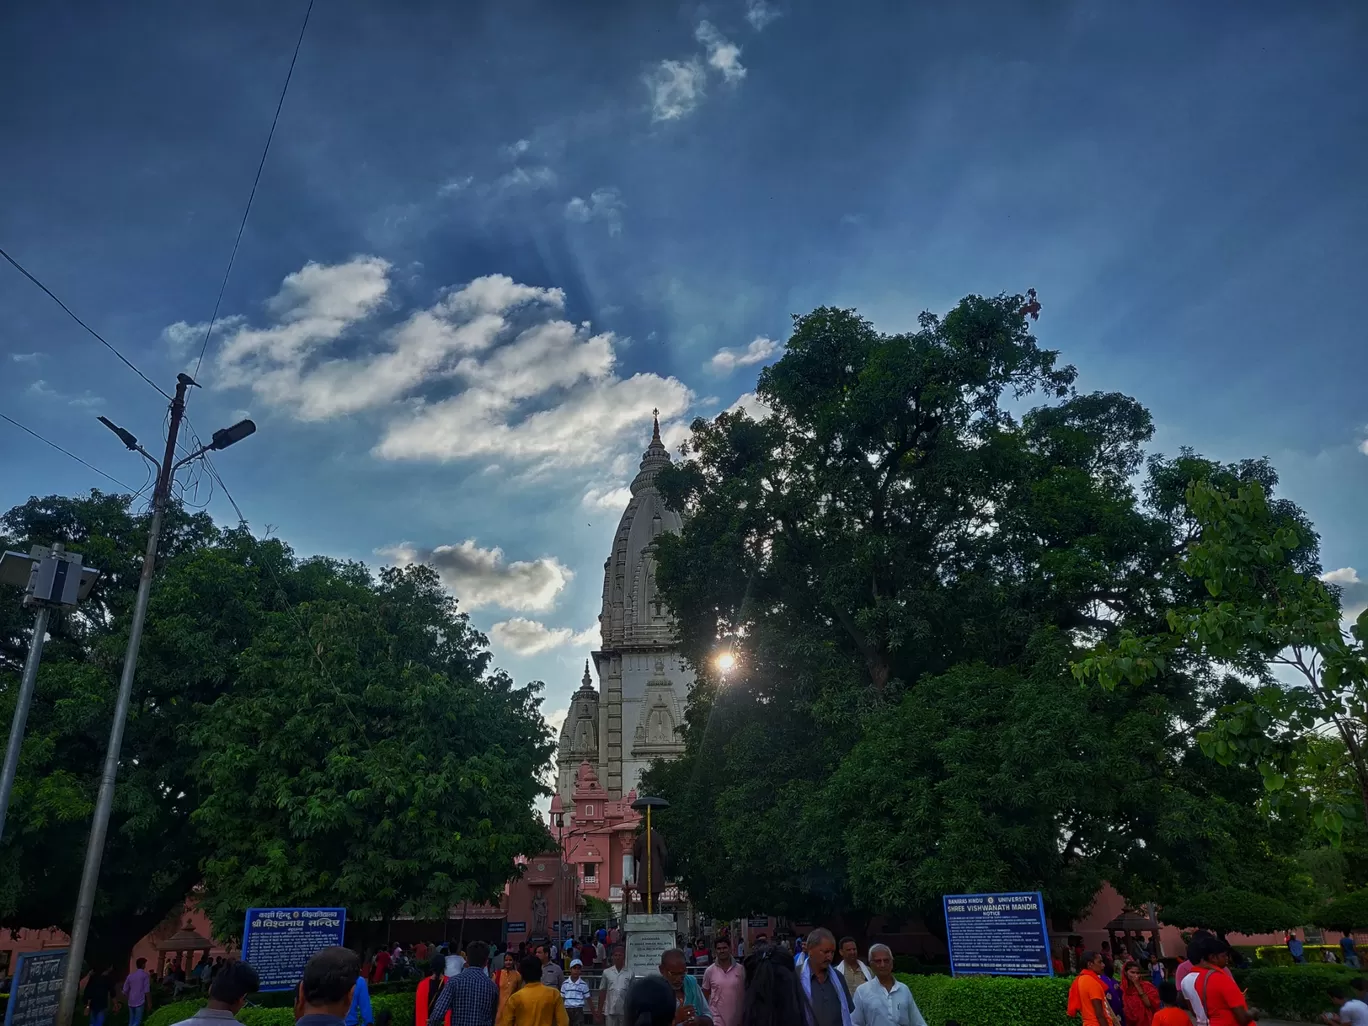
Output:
[599, 944, 634, 1026]
[851, 945, 926, 1026]
[1328, 986, 1368, 1026]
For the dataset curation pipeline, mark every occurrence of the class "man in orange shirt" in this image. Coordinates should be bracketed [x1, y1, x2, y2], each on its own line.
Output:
[1197, 945, 1254, 1026]
[1069, 952, 1114, 1026]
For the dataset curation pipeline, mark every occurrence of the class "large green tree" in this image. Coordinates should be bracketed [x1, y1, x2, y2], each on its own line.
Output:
[1075, 476, 1368, 838]
[644, 296, 1310, 930]
[192, 561, 553, 935]
[0, 491, 553, 961]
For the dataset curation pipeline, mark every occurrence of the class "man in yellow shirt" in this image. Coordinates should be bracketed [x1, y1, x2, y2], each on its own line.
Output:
[498, 956, 568, 1026]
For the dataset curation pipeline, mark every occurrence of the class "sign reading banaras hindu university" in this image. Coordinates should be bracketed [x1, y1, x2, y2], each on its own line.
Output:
[943, 892, 1053, 977]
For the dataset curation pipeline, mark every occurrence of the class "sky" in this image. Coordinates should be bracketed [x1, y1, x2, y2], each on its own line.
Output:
[2, 0, 1366, 737]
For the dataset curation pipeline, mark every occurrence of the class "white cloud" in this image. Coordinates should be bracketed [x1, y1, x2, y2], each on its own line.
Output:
[1323, 567, 1368, 621]
[10, 352, 40, 364]
[505, 139, 531, 158]
[437, 175, 474, 196]
[645, 58, 707, 121]
[565, 188, 624, 235]
[496, 166, 557, 191]
[1359, 438, 1368, 456]
[695, 22, 746, 84]
[379, 372, 691, 470]
[545, 706, 570, 739]
[27, 379, 103, 408]
[708, 336, 780, 372]
[377, 539, 571, 612]
[490, 617, 600, 656]
[745, 0, 780, 30]
[725, 391, 775, 421]
[203, 258, 693, 473]
[582, 485, 633, 512]
[162, 315, 247, 355]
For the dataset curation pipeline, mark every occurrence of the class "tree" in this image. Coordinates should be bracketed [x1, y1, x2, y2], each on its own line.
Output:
[1158, 888, 1305, 938]
[191, 562, 554, 936]
[0, 491, 554, 961]
[645, 297, 1313, 928]
[1074, 476, 1368, 839]
[0, 491, 228, 966]
[1316, 889, 1368, 933]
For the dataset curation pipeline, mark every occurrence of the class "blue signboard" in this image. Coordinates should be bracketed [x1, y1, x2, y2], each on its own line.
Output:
[242, 907, 347, 992]
[506, 922, 527, 934]
[4, 950, 68, 1026]
[943, 892, 1052, 977]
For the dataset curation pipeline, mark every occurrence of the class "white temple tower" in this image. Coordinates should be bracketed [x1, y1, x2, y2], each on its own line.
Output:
[556, 415, 693, 805]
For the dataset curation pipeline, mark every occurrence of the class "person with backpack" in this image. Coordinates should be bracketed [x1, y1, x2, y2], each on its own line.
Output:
[1195, 942, 1254, 1026]
[417, 956, 450, 1026]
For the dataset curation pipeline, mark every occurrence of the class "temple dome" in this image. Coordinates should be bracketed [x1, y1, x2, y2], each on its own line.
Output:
[599, 414, 683, 650]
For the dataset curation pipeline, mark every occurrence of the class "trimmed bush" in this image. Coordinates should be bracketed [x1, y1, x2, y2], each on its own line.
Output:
[899, 973, 1073, 1026]
[892, 955, 951, 976]
[1235, 965, 1360, 1021]
[1253, 945, 1354, 967]
[141, 985, 414, 1026]
[146, 1000, 207, 1026]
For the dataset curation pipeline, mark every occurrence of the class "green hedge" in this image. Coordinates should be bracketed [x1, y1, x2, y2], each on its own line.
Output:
[1234, 965, 1360, 1021]
[143, 989, 415, 1026]
[899, 974, 1073, 1026]
[1253, 944, 1352, 967]
[146, 1000, 208, 1026]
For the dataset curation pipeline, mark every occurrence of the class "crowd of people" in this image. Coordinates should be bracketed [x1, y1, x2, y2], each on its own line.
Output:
[147, 928, 923, 1026]
[1067, 930, 1279, 1026]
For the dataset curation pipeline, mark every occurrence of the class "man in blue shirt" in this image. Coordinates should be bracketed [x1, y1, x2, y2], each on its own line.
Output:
[427, 941, 499, 1026]
[295, 948, 364, 1026]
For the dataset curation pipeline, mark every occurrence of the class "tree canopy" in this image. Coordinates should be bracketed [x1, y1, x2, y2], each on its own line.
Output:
[1075, 476, 1368, 840]
[1158, 888, 1306, 937]
[644, 295, 1312, 930]
[0, 491, 553, 962]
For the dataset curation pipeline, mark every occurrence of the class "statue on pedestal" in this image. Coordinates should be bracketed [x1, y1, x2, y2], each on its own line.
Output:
[631, 826, 670, 903]
[531, 889, 548, 936]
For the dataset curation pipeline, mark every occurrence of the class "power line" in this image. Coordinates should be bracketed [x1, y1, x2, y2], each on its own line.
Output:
[0, 247, 172, 400]
[1, 412, 144, 494]
[191, 0, 316, 381]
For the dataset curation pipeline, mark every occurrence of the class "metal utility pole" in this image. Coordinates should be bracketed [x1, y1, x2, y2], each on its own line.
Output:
[0, 543, 100, 844]
[56, 375, 256, 1026]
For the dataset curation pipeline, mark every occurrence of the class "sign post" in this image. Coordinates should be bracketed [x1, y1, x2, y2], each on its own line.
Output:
[241, 908, 347, 992]
[943, 892, 1052, 977]
[4, 950, 68, 1026]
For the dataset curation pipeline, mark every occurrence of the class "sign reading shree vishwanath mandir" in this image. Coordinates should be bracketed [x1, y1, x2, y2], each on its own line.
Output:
[943, 892, 1053, 977]
[3, 950, 67, 1026]
[241, 908, 347, 991]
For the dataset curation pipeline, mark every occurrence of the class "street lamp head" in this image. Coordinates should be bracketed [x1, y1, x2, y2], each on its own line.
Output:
[210, 419, 256, 451]
[97, 416, 140, 451]
[716, 651, 737, 673]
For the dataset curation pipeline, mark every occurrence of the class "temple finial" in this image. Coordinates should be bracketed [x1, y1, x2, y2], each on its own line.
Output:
[651, 408, 661, 443]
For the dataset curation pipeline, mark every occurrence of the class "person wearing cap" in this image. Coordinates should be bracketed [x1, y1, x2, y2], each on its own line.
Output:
[561, 960, 591, 1026]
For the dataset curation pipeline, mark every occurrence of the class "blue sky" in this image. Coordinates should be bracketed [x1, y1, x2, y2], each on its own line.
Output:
[2, 0, 1366, 731]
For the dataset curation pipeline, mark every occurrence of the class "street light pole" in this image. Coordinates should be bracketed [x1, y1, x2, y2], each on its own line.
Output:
[0, 542, 100, 845]
[56, 378, 256, 1026]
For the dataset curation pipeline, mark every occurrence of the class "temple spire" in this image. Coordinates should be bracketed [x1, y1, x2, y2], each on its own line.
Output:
[651, 407, 661, 444]
[583, 660, 592, 689]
